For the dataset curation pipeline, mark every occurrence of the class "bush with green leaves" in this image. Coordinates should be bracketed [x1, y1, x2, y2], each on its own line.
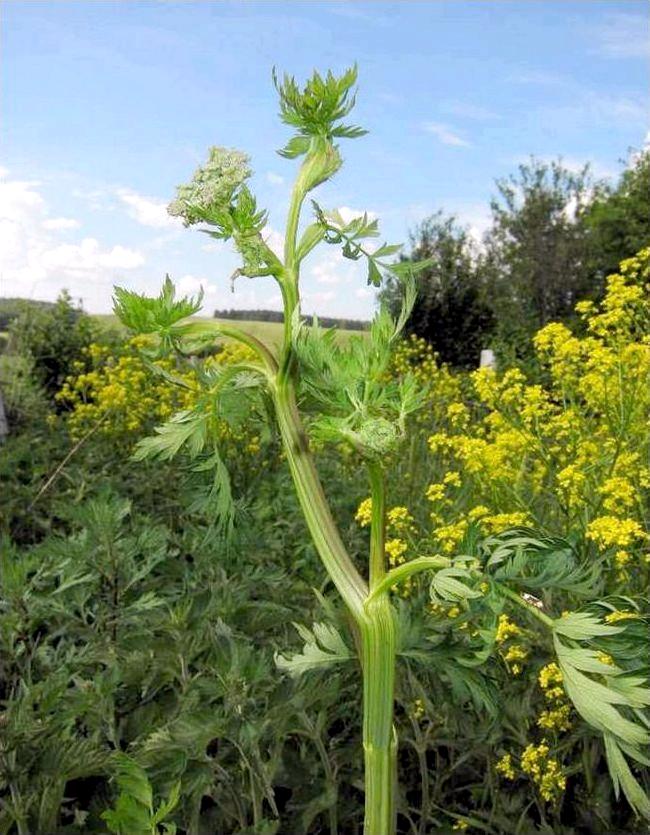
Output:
[7, 291, 105, 400]
[109, 67, 650, 834]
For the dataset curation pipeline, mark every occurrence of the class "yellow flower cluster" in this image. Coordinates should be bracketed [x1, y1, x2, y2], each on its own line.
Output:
[495, 614, 528, 675]
[521, 742, 566, 803]
[387, 505, 415, 533]
[538, 663, 564, 701]
[56, 337, 198, 438]
[57, 338, 261, 454]
[354, 499, 418, 594]
[495, 753, 516, 780]
[391, 334, 464, 427]
[537, 704, 571, 733]
[585, 516, 646, 551]
[410, 698, 425, 721]
[495, 614, 522, 644]
[420, 248, 650, 585]
[494, 614, 528, 676]
[355, 497, 373, 527]
[432, 520, 467, 554]
[480, 512, 530, 535]
[385, 538, 408, 567]
[605, 610, 640, 624]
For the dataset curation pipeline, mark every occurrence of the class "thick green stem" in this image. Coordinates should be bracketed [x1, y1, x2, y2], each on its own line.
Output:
[362, 465, 397, 835]
[360, 599, 397, 835]
[273, 383, 368, 618]
[274, 384, 398, 834]
[368, 463, 386, 589]
[276, 154, 397, 834]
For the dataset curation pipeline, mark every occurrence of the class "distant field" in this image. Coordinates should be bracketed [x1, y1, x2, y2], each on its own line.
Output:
[91, 315, 360, 346]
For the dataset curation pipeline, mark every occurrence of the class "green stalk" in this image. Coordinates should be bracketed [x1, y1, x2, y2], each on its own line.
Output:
[360, 464, 397, 835]
[276, 150, 397, 834]
[273, 383, 368, 619]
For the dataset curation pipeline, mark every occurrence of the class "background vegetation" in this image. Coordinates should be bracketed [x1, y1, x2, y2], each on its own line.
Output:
[0, 150, 648, 835]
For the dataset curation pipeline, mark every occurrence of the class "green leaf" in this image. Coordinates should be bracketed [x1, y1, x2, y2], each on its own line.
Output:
[483, 530, 599, 596]
[553, 611, 624, 640]
[151, 781, 181, 826]
[367, 259, 382, 287]
[372, 243, 403, 259]
[553, 629, 650, 819]
[273, 65, 366, 149]
[277, 135, 311, 159]
[430, 567, 482, 604]
[113, 275, 202, 335]
[102, 795, 152, 835]
[296, 222, 325, 261]
[113, 754, 153, 810]
[604, 733, 650, 819]
[133, 410, 207, 462]
[275, 622, 353, 677]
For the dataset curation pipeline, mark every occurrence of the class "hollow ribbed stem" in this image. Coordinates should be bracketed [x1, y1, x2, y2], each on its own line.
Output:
[362, 464, 397, 835]
[368, 463, 386, 589]
[273, 383, 368, 619]
[277, 154, 397, 834]
[360, 597, 397, 835]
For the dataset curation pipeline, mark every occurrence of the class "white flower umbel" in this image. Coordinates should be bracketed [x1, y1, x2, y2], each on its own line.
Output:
[168, 146, 252, 226]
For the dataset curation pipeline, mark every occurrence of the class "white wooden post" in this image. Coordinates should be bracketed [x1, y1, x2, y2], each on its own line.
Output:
[479, 349, 496, 369]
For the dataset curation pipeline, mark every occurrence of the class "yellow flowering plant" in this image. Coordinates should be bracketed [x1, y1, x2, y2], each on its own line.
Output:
[110, 67, 650, 831]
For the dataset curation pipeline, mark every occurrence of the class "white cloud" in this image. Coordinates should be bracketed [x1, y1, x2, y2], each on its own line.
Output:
[312, 252, 344, 285]
[423, 122, 472, 148]
[42, 216, 81, 230]
[355, 286, 373, 299]
[0, 175, 46, 220]
[508, 69, 566, 86]
[117, 188, 180, 228]
[591, 13, 649, 59]
[265, 171, 285, 186]
[264, 226, 285, 258]
[0, 171, 145, 305]
[303, 290, 335, 306]
[586, 92, 647, 123]
[176, 274, 218, 299]
[511, 153, 618, 182]
[41, 238, 144, 275]
[201, 240, 227, 253]
[264, 292, 283, 310]
[336, 206, 377, 225]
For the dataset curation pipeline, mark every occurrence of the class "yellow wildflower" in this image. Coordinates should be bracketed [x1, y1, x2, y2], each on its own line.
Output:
[495, 614, 522, 644]
[495, 753, 516, 780]
[385, 538, 407, 567]
[355, 497, 373, 527]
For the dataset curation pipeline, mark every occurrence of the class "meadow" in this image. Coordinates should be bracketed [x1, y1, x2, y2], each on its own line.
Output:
[0, 66, 648, 835]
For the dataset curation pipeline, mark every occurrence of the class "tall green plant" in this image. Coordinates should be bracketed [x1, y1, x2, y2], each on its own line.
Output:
[113, 68, 650, 833]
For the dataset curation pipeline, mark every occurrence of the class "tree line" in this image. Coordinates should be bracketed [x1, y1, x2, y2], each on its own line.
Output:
[380, 150, 650, 368]
[213, 308, 369, 330]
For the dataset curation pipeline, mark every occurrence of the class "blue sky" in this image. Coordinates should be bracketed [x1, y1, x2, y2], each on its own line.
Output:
[1, 0, 648, 318]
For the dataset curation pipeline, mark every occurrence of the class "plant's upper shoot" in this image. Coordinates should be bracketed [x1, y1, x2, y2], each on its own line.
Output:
[273, 65, 366, 158]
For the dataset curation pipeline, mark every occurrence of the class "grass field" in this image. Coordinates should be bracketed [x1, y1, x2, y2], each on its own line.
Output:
[91, 314, 362, 346]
